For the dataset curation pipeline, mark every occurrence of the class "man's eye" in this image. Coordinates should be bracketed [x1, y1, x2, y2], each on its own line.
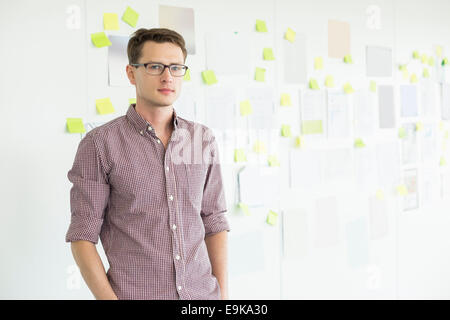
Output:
[149, 65, 163, 70]
[171, 66, 182, 71]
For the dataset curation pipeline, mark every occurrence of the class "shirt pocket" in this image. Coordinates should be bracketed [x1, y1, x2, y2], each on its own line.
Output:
[185, 163, 208, 204]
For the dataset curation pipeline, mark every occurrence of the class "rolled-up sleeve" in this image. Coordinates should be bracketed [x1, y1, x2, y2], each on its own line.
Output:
[65, 134, 110, 244]
[201, 135, 230, 238]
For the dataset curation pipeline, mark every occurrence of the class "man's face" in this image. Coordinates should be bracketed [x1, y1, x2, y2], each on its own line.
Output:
[127, 41, 185, 108]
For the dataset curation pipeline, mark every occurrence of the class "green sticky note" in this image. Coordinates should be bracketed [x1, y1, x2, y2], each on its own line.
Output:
[183, 69, 191, 81]
[103, 13, 119, 30]
[343, 82, 354, 94]
[284, 28, 296, 43]
[122, 6, 139, 27]
[423, 68, 430, 78]
[253, 140, 267, 154]
[281, 124, 292, 137]
[421, 54, 428, 64]
[201, 70, 218, 85]
[354, 138, 365, 148]
[413, 51, 420, 59]
[234, 149, 247, 162]
[266, 210, 278, 226]
[398, 127, 407, 139]
[263, 48, 275, 60]
[370, 81, 377, 92]
[325, 75, 335, 88]
[396, 185, 408, 196]
[440, 156, 447, 166]
[255, 67, 266, 82]
[428, 57, 435, 67]
[302, 120, 323, 134]
[91, 32, 112, 48]
[410, 73, 418, 83]
[66, 118, 86, 133]
[238, 202, 251, 216]
[309, 78, 320, 90]
[280, 93, 292, 106]
[343, 54, 353, 64]
[240, 100, 253, 116]
[129, 98, 136, 105]
[268, 154, 280, 167]
[96, 98, 115, 115]
[314, 57, 323, 70]
[256, 19, 268, 32]
[443, 58, 449, 66]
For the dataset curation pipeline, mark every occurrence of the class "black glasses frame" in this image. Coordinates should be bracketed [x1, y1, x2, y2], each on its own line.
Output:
[131, 62, 189, 77]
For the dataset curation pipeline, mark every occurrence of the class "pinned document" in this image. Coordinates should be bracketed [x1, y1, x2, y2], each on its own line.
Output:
[66, 118, 86, 133]
[91, 32, 112, 48]
[122, 6, 139, 27]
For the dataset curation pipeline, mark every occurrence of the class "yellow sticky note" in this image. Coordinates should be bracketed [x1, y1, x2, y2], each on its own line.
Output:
[314, 57, 324, 70]
[234, 149, 247, 162]
[410, 73, 418, 83]
[354, 138, 365, 148]
[370, 81, 377, 92]
[183, 69, 191, 81]
[255, 67, 266, 82]
[440, 156, 447, 166]
[421, 54, 428, 64]
[256, 19, 268, 32]
[428, 57, 435, 67]
[284, 28, 296, 43]
[302, 120, 323, 134]
[202, 70, 218, 85]
[280, 93, 292, 106]
[238, 202, 251, 216]
[129, 98, 136, 105]
[266, 210, 278, 226]
[309, 78, 320, 90]
[445, 130, 449, 139]
[440, 121, 445, 131]
[122, 6, 139, 27]
[376, 189, 384, 200]
[396, 185, 408, 196]
[423, 68, 430, 78]
[263, 48, 275, 60]
[95, 98, 115, 115]
[103, 13, 119, 30]
[268, 154, 280, 167]
[343, 82, 354, 94]
[281, 124, 292, 137]
[443, 58, 449, 66]
[66, 118, 86, 133]
[91, 32, 112, 48]
[325, 75, 335, 88]
[416, 122, 424, 131]
[239, 100, 253, 116]
[398, 127, 407, 139]
[294, 136, 303, 148]
[343, 54, 353, 64]
[413, 51, 420, 59]
[402, 68, 409, 80]
[253, 140, 267, 154]
[436, 46, 443, 58]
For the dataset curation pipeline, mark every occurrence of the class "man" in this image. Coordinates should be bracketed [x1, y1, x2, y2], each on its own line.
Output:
[65, 28, 230, 300]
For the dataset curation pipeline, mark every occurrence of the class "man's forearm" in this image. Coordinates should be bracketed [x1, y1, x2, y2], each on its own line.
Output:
[71, 240, 118, 300]
[204, 230, 229, 299]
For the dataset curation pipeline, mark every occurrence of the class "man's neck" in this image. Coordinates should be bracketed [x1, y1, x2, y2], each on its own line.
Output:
[135, 100, 174, 133]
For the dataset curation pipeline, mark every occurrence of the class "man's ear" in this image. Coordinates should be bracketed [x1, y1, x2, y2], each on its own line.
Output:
[126, 65, 136, 85]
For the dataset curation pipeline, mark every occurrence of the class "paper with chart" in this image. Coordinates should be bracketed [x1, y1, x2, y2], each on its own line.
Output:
[205, 86, 236, 131]
[354, 146, 378, 192]
[327, 91, 350, 138]
[246, 86, 275, 130]
[321, 148, 352, 184]
[400, 85, 419, 117]
[300, 89, 326, 137]
[420, 80, 438, 117]
[401, 123, 418, 165]
[420, 124, 437, 164]
[421, 168, 439, 207]
[403, 168, 419, 211]
[376, 142, 401, 187]
[354, 90, 377, 137]
[314, 196, 339, 248]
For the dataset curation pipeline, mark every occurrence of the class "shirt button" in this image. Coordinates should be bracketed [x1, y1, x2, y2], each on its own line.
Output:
[169, 195, 173, 201]
[139, 130, 144, 135]
[172, 224, 177, 230]
[147, 126, 152, 131]
[177, 286, 182, 291]
[166, 166, 169, 171]
[157, 139, 161, 144]
[175, 254, 181, 260]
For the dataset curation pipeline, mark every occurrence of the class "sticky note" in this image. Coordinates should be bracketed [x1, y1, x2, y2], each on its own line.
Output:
[343, 54, 353, 64]
[443, 58, 449, 66]
[396, 185, 408, 196]
[354, 138, 365, 148]
[263, 48, 275, 60]
[91, 32, 112, 48]
[238, 202, 251, 216]
[281, 124, 292, 137]
[398, 127, 407, 139]
[239, 100, 253, 116]
[325, 75, 335, 88]
[416, 122, 424, 131]
[376, 189, 384, 200]
[412, 51, 420, 59]
[410, 73, 418, 83]
[255, 67, 266, 82]
[66, 118, 86, 133]
[253, 140, 267, 154]
[436, 46, 443, 57]
[183, 69, 191, 81]
[256, 19, 268, 32]
[266, 210, 278, 226]
[122, 6, 139, 27]
[202, 70, 218, 85]
[421, 54, 428, 64]
[445, 130, 449, 139]
[314, 57, 324, 70]
[96, 98, 115, 115]
[103, 13, 119, 30]
[370, 81, 377, 92]
[309, 78, 320, 90]
[402, 68, 409, 80]
[423, 68, 430, 78]
[440, 156, 447, 166]
[234, 149, 247, 162]
[302, 120, 323, 134]
[268, 155, 280, 167]
[428, 57, 435, 67]
[280, 93, 292, 106]
[284, 28, 296, 43]
[398, 64, 406, 71]
[294, 136, 302, 148]
[343, 82, 354, 94]
[129, 98, 136, 105]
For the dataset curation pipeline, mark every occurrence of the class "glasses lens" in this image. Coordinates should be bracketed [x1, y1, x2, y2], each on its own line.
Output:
[169, 65, 186, 76]
[146, 63, 164, 75]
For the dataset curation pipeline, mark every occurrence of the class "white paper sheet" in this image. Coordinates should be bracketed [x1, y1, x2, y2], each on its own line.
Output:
[314, 196, 339, 248]
[378, 85, 396, 128]
[421, 168, 439, 207]
[345, 216, 370, 268]
[401, 123, 418, 165]
[354, 90, 377, 137]
[442, 83, 450, 120]
[282, 208, 308, 259]
[300, 89, 326, 137]
[354, 146, 378, 192]
[368, 195, 389, 240]
[108, 35, 131, 87]
[290, 149, 322, 189]
[400, 85, 419, 117]
[420, 123, 437, 164]
[238, 165, 280, 207]
[174, 86, 196, 121]
[246, 86, 275, 130]
[376, 142, 401, 187]
[205, 86, 236, 130]
[321, 148, 353, 183]
[159, 5, 196, 54]
[327, 91, 350, 138]
[403, 168, 419, 211]
[420, 80, 438, 117]
[284, 33, 307, 84]
[366, 46, 393, 77]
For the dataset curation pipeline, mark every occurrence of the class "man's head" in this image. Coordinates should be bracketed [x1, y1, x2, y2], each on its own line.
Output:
[126, 28, 187, 109]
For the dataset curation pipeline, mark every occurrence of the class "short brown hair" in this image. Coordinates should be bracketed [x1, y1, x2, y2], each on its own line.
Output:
[127, 28, 187, 64]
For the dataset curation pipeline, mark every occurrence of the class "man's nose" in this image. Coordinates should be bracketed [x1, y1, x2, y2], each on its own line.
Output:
[160, 67, 173, 82]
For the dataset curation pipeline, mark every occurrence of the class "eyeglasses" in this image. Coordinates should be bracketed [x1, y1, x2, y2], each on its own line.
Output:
[131, 62, 188, 77]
